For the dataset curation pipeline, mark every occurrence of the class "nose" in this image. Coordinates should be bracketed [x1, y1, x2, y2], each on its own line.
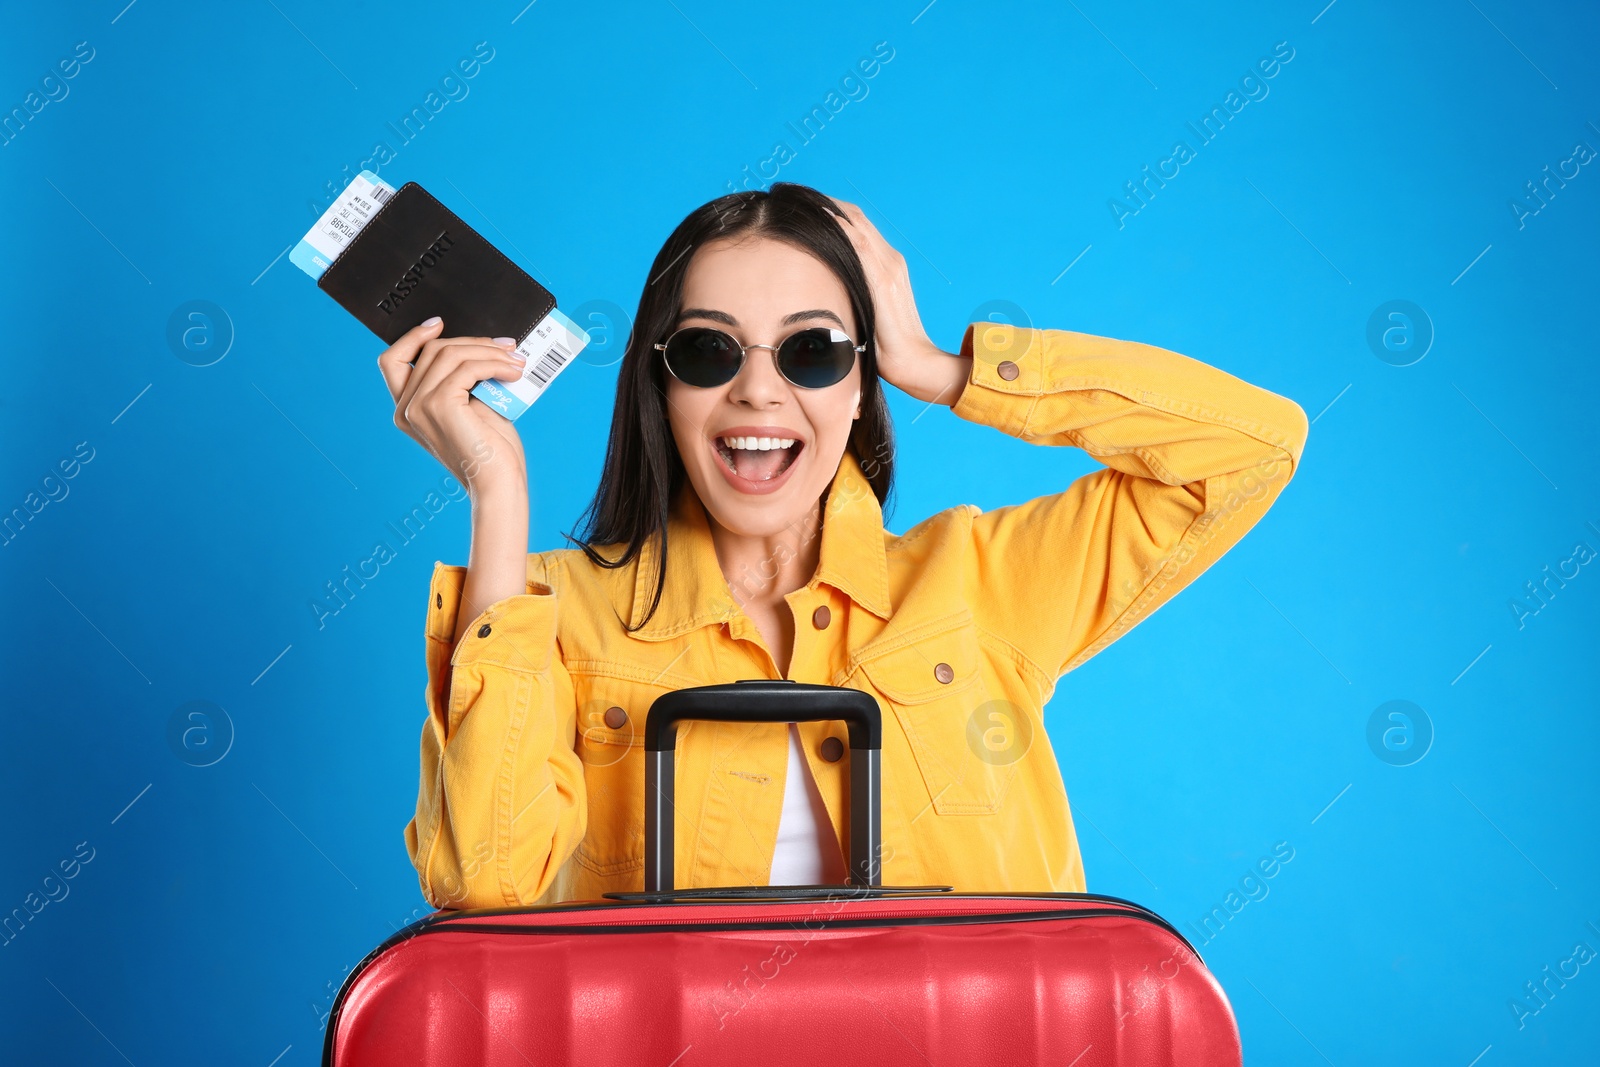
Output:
[726, 342, 789, 408]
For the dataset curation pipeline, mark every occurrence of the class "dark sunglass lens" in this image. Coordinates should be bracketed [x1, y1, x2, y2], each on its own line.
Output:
[665, 328, 741, 387]
[779, 328, 856, 388]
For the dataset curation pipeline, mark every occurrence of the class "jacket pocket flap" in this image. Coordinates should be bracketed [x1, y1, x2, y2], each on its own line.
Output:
[568, 659, 700, 748]
[856, 615, 981, 704]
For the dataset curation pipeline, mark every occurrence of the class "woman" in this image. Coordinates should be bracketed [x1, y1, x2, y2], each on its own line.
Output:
[380, 183, 1308, 910]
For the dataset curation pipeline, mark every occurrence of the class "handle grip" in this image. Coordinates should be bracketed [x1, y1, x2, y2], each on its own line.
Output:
[643, 680, 883, 892]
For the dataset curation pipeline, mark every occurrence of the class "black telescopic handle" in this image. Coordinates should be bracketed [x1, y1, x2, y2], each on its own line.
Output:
[643, 680, 883, 893]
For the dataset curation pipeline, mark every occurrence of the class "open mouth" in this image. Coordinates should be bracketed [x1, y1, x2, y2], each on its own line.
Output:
[713, 434, 804, 484]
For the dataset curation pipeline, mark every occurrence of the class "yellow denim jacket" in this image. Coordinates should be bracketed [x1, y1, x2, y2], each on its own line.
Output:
[406, 322, 1308, 909]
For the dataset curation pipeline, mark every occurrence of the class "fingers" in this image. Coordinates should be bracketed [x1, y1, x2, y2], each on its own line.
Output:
[826, 196, 901, 270]
[827, 197, 894, 251]
[829, 198, 880, 239]
[429, 354, 528, 399]
[377, 317, 446, 402]
[411, 332, 516, 386]
[399, 353, 525, 443]
[399, 339, 523, 426]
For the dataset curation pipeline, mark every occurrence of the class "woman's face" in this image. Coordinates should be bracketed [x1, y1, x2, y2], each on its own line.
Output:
[665, 235, 863, 541]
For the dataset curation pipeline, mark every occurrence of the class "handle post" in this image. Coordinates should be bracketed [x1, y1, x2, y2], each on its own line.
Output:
[642, 681, 883, 894]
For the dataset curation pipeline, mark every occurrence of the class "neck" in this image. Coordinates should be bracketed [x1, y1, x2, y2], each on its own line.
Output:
[708, 496, 826, 611]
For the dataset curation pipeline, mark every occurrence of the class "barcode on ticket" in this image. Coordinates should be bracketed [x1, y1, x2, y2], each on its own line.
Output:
[527, 342, 571, 386]
[470, 308, 588, 420]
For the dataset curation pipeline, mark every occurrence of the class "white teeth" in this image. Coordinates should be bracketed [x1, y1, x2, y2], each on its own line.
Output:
[720, 435, 796, 451]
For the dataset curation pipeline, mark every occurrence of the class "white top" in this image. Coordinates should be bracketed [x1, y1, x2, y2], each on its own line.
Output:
[768, 722, 846, 886]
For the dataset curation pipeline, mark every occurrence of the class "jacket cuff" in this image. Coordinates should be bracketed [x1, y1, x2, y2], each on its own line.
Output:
[426, 559, 557, 673]
[950, 322, 1048, 437]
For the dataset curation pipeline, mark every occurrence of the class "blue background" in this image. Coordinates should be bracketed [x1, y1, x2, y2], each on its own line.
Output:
[3, 0, 1596, 1062]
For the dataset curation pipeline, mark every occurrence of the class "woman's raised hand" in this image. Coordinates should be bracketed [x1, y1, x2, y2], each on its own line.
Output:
[376, 316, 530, 496]
[827, 197, 969, 407]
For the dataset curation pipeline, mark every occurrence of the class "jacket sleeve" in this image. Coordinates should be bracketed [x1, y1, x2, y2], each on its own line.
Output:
[404, 554, 585, 909]
[950, 321, 1309, 687]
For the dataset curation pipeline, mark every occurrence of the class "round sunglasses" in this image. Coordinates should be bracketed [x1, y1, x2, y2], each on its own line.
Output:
[654, 325, 864, 390]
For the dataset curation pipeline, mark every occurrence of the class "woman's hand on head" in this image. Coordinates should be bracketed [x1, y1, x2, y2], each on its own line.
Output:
[828, 197, 969, 407]
[377, 317, 530, 497]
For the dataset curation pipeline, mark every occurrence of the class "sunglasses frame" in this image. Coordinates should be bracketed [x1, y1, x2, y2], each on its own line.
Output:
[653, 325, 866, 390]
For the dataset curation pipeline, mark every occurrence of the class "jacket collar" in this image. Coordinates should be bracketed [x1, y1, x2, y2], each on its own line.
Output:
[625, 450, 892, 639]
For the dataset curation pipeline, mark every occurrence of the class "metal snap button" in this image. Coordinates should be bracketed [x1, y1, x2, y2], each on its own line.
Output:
[604, 706, 628, 729]
[812, 605, 831, 630]
[997, 361, 1019, 381]
[820, 736, 844, 762]
[477, 623, 492, 638]
[934, 662, 954, 684]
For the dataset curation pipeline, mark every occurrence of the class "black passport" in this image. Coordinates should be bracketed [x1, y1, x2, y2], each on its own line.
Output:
[316, 182, 556, 346]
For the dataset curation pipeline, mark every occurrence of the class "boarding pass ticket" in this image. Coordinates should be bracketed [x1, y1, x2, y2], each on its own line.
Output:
[293, 170, 586, 421]
[291, 171, 395, 279]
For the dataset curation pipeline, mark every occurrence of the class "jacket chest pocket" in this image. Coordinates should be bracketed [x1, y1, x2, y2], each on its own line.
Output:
[856, 623, 1019, 816]
[568, 674, 681, 877]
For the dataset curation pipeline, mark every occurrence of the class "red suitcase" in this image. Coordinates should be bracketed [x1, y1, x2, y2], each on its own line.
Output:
[325, 681, 1242, 1065]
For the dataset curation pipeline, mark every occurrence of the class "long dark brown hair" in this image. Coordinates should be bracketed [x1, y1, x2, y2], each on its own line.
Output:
[570, 182, 895, 629]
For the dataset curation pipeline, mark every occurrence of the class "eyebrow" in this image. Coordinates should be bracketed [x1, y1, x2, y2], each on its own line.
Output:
[678, 307, 846, 329]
